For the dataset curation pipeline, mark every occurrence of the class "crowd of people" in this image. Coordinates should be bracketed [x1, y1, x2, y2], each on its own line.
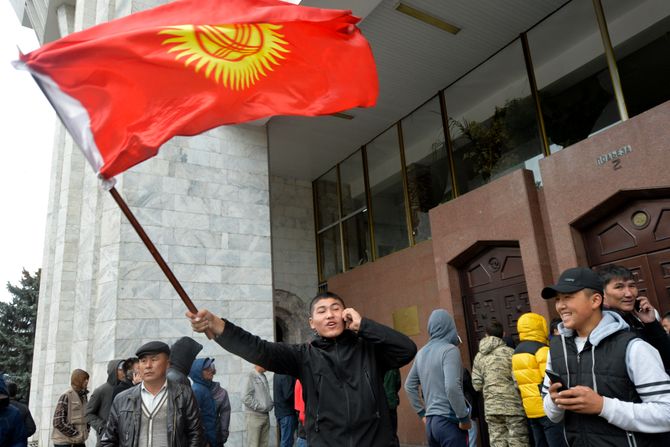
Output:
[404, 264, 670, 447]
[2, 264, 670, 447]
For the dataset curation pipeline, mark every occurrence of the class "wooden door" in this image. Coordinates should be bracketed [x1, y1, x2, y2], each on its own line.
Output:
[583, 199, 670, 266]
[461, 246, 530, 359]
[585, 198, 670, 315]
[649, 249, 670, 316]
[460, 245, 529, 447]
[596, 255, 660, 312]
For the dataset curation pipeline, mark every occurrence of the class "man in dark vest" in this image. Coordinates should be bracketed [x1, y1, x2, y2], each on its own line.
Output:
[100, 341, 204, 447]
[541, 267, 670, 446]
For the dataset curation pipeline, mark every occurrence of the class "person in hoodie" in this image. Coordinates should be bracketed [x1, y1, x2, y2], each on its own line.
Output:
[52, 368, 90, 447]
[512, 313, 565, 447]
[6, 379, 36, 439]
[208, 361, 231, 447]
[541, 267, 670, 446]
[112, 357, 140, 400]
[189, 358, 218, 447]
[404, 309, 471, 447]
[86, 359, 123, 445]
[187, 291, 417, 447]
[472, 321, 528, 447]
[167, 336, 203, 386]
[0, 374, 27, 447]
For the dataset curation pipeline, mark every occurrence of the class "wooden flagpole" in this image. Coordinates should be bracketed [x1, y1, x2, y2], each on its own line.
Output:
[108, 186, 199, 313]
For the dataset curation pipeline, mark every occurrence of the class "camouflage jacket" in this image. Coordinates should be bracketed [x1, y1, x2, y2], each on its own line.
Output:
[471, 336, 525, 417]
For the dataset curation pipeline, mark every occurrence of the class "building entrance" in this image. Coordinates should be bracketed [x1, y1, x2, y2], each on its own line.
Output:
[459, 245, 529, 447]
[582, 197, 670, 315]
[460, 246, 530, 359]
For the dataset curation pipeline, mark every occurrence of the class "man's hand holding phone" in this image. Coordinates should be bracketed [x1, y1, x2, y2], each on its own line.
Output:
[545, 370, 567, 392]
[634, 296, 656, 323]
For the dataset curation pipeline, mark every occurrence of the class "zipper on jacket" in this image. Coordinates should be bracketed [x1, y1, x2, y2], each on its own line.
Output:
[626, 431, 637, 447]
[363, 369, 380, 419]
[335, 340, 353, 447]
[314, 375, 322, 433]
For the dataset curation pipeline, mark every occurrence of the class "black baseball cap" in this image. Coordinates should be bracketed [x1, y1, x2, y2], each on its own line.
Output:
[541, 267, 604, 299]
[135, 341, 170, 358]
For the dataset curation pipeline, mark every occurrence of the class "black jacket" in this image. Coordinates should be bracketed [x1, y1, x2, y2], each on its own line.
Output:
[167, 337, 203, 386]
[619, 311, 670, 371]
[273, 374, 296, 419]
[9, 398, 35, 438]
[112, 380, 134, 401]
[87, 359, 122, 441]
[100, 380, 204, 447]
[215, 317, 417, 447]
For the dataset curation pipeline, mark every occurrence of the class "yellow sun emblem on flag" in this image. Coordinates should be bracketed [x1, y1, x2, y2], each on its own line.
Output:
[159, 24, 289, 90]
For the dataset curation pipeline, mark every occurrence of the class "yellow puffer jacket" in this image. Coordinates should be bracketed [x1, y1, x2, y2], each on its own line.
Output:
[512, 312, 549, 419]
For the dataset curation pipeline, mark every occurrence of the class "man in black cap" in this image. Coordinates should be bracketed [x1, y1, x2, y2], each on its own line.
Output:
[540, 267, 670, 446]
[100, 341, 204, 447]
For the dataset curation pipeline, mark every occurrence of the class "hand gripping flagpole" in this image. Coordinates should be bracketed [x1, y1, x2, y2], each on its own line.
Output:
[108, 186, 214, 339]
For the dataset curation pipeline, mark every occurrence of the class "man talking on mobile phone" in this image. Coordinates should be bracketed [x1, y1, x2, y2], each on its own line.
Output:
[596, 264, 670, 371]
[187, 291, 417, 447]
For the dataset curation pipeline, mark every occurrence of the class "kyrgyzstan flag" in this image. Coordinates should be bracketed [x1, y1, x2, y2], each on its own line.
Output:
[16, 0, 378, 181]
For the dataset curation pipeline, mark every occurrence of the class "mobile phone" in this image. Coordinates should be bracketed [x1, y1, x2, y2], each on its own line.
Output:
[545, 370, 567, 392]
[634, 298, 642, 312]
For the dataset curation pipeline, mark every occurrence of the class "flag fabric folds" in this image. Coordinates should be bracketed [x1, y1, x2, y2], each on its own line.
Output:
[16, 0, 378, 180]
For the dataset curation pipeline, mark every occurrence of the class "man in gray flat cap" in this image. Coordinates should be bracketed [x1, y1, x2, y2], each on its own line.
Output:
[100, 341, 204, 447]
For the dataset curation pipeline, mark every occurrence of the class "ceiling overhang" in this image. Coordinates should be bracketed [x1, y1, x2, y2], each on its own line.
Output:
[267, 0, 568, 181]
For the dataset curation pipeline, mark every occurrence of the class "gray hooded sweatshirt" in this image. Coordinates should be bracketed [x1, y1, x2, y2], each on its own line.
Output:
[405, 309, 470, 422]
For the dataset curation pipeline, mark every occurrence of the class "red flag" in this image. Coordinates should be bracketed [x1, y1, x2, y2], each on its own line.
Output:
[16, 0, 378, 180]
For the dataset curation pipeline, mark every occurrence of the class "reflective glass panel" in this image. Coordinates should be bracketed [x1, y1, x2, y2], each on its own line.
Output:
[339, 150, 367, 218]
[401, 96, 452, 242]
[343, 211, 370, 269]
[318, 226, 342, 280]
[367, 126, 410, 258]
[528, 0, 617, 154]
[446, 39, 543, 194]
[314, 168, 339, 230]
[603, 0, 670, 118]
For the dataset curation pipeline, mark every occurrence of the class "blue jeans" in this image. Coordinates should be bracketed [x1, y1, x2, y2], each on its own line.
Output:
[426, 415, 468, 447]
[529, 416, 567, 447]
[467, 419, 477, 447]
[278, 414, 298, 447]
[296, 438, 308, 447]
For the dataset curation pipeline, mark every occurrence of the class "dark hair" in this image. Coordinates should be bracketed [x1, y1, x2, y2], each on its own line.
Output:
[309, 291, 345, 315]
[485, 321, 504, 338]
[549, 317, 562, 334]
[123, 357, 139, 373]
[5, 381, 17, 398]
[582, 288, 604, 309]
[596, 264, 634, 287]
[663, 312, 670, 321]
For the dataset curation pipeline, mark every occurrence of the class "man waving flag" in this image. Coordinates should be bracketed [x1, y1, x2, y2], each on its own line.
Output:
[15, 0, 378, 181]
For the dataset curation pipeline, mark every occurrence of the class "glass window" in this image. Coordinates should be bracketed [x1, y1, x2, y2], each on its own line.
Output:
[602, 0, 670, 118]
[401, 96, 452, 242]
[318, 226, 342, 280]
[528, 0, 618, 153]
[343, 212, 370, 269]
[314, 168, 339, 230]
[339, 150, 366, 218]
[367, 126, 410, 257]
[446, 39, 543, 194]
